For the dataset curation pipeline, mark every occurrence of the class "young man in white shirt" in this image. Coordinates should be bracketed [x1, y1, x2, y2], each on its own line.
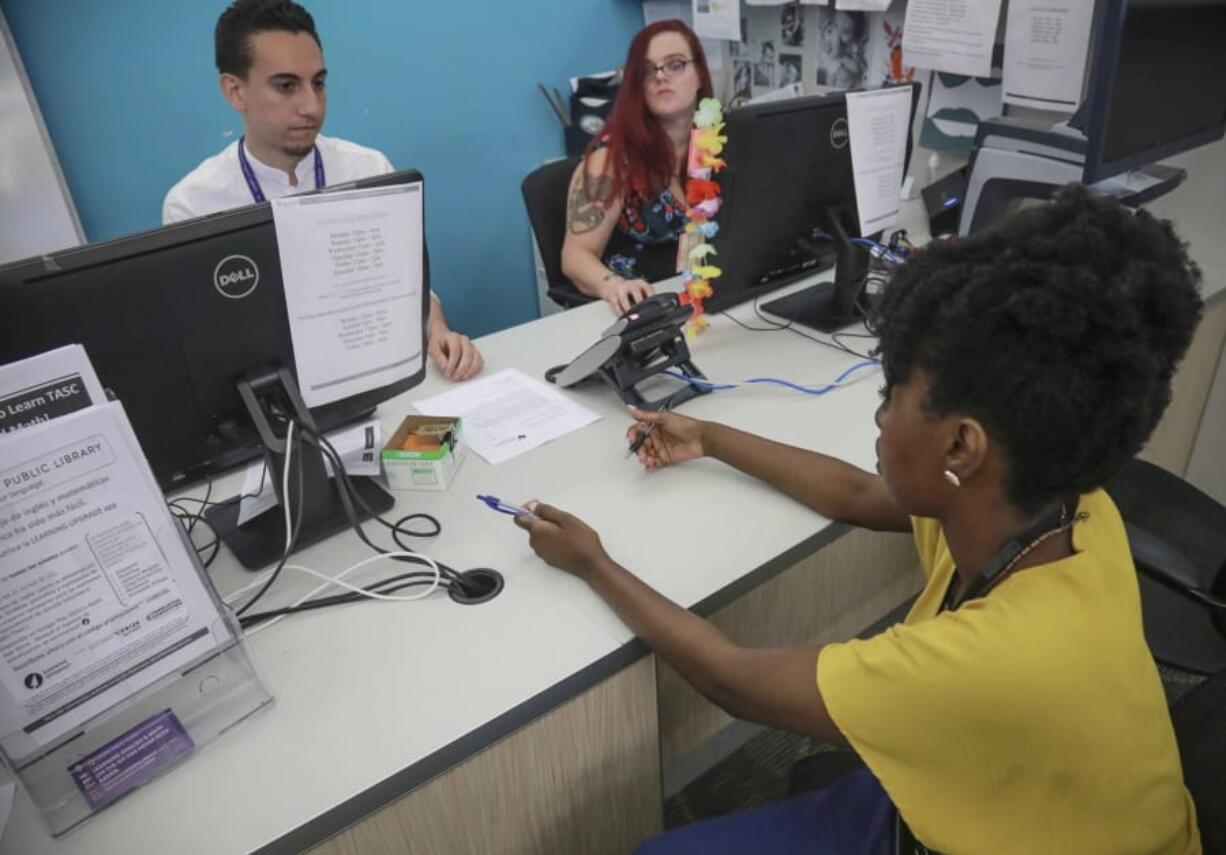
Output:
[164, 0, 482, 381]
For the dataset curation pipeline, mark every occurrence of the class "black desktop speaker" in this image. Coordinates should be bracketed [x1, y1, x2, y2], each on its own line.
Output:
[922, 166, 968, 237]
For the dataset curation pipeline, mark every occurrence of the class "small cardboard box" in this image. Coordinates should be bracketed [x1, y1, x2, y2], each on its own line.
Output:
[382, 415, 465, 491]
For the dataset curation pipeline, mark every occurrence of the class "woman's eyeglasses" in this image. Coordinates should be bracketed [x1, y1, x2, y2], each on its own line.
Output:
[642, 58, 694, 82]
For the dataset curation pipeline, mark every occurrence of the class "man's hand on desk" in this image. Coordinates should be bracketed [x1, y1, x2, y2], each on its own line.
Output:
[627, 405, 705, 470]
[428, 329, 484, 381]
[513, 502, 611, 580]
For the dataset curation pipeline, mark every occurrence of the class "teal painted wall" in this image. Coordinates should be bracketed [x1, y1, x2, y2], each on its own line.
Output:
[1, 1, 642, 335]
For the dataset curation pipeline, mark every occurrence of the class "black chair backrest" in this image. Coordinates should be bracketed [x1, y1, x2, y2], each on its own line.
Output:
[1171, 667, 1226, 852]
[521, 156, 591, 308]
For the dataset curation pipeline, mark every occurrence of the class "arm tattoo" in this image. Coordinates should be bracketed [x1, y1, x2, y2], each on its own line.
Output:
[567, 174, 615, 235]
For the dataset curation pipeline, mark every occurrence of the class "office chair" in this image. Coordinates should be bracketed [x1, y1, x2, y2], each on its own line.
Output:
[521, 156, 594, 310]
[1171, 665, 1226, 854]
[1106, 457, 1226, 676]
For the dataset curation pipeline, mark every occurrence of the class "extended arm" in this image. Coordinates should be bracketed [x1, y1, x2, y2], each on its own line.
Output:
[631, 407, 910, 532]
[560, 153, 654, 314]
[517, 505, 845, 743]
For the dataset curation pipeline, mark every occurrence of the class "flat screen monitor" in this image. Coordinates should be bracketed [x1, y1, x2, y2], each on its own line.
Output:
[1080, 0, 1226, 183]
[0, 170, 429, 493]
[706, 83, 920, 329]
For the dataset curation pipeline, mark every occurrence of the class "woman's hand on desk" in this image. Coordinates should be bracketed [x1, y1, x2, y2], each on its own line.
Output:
[627, 405, 705, 470]
[603, 277, 655, 315]
[513, 502, 610, 579]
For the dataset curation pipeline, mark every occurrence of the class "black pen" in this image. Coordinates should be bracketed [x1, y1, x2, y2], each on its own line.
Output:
[626, 421, 657, 458]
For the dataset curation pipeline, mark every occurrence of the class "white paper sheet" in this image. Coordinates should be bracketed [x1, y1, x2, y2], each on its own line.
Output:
[236, 420, 382, 526]
[692, 0, 742, 41]
[902, 0, 1003, 78]
[845, 86, 912, 236]
[920, 70, 1003, 153]
[0, 403, 230, 752]
[272, 183, 425, 409]
[1002, 2, 1094, 113]
[411, 369, 601, 465]
[0, 344, 107, 436]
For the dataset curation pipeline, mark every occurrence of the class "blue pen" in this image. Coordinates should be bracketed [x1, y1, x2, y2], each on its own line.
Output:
[476, 494, 537, 517]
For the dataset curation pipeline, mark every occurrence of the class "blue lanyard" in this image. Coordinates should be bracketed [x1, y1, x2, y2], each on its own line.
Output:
[237, 136, 326, 204]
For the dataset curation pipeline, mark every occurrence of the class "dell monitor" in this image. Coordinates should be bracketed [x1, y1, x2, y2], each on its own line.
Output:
[706, 83, 920, 332]
[1078, 0, 1226, 184]
[0, 170, 429, 568]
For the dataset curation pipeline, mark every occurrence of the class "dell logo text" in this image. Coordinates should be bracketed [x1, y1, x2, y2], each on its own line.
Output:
[830, 118, 849, 150]
[213, 255, 260, 299]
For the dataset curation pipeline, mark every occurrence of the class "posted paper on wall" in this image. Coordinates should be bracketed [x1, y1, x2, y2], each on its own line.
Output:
[1002, 2, 1094, 113]
[411, 369, 600, 465]
[692, 0, 742, 42]
[0, 403, 229, 752]
[272, 183, 425, 409]
[845, 86, 912, 236]
[902, 0, 1003, 78]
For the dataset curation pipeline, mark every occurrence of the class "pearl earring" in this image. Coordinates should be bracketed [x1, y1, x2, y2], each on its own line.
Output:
[943, 469, 961, 488]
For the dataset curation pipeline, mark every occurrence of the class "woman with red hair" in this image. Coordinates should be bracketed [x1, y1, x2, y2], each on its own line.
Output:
[561, 21, 714, 314]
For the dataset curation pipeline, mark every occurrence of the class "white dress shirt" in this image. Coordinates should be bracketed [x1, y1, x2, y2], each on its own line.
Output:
[162, 134, 394, 224]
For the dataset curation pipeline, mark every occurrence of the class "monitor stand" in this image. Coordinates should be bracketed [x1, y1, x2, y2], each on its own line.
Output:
[204, 367, 394, 570]
[760, 208, 869, 333]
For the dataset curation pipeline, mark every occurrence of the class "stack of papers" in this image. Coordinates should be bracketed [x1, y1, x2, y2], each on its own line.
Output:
[0, 346, 233, 756]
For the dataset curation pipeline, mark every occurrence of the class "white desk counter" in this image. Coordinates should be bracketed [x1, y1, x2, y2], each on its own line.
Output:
[8, 198, 1221, 855]
[3, 267, 890, 855]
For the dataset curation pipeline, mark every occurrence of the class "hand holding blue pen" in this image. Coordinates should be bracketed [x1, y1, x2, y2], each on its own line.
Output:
[476, 494, 537, 518]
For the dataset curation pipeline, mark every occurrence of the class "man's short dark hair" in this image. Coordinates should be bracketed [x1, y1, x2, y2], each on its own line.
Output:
[215, 0, 322, 77]
[871, 185, 1204, 515]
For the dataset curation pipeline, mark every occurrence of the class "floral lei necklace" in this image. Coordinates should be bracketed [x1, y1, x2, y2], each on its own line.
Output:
[680, 97, 727, 337]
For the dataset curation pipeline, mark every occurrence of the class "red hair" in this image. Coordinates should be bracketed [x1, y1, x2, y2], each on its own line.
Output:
[585, 20, 714, 203]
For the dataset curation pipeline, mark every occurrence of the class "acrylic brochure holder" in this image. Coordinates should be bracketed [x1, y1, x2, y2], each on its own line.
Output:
[0, 521, 273, 838]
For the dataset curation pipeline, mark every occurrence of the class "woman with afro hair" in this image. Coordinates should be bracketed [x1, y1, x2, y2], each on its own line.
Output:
[517, 185, 1205, 854]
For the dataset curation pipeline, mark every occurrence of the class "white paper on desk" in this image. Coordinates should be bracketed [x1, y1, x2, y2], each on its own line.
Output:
[845, 86, 911, 236]
[692, 0, 741, 42]
[236, 420, 382, 526]
[411, 368, 600, 465]
[272, 183, 425, 409]
[903, 0, 1002, 78]
[0, 403, 230, 752]
[0, 344, 107, 436]
[1002, 2, 1093, 113]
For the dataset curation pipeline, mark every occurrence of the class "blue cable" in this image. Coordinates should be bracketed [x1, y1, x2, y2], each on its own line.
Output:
[849, 237, 904, 264]
[665, 359, 880, 397]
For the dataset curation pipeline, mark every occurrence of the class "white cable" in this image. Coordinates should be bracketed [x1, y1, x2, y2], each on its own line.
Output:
[282, 419, 295, 558]
[241, 552, 442, 636]
[227, 422, 444, 632]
